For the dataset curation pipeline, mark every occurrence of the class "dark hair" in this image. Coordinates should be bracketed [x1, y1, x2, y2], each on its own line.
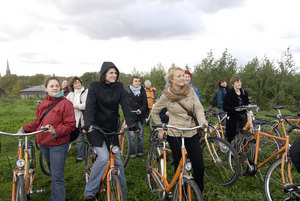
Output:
[45, 77, 61, 88]
[218, 78, 226, 88]
[100, 67, 118, 82]
[69, 76, 83, 92]
[129, 76, 140, 85]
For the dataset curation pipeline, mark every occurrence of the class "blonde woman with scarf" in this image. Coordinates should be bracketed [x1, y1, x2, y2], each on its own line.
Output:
[151, 66, 208, 192]
[66, 76, 88, 162]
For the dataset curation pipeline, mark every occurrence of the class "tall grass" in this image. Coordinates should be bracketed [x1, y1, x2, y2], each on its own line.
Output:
[0, 98, 297, 200]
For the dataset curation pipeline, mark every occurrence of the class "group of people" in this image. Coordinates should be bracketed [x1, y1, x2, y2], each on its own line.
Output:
[18, 61, 252, 201]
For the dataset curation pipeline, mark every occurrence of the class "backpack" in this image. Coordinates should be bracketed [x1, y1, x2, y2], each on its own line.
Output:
[211, 92, 218, 107]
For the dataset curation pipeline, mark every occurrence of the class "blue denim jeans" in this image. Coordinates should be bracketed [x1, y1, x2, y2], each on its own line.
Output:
[40, 143, 69, 201]
[129, 120, 145, 155]
[76, 133, 84, 160]
[84, 142, 127, 196]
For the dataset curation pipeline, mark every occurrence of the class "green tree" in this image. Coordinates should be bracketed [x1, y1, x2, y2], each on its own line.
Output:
[80, 72, 98, 88]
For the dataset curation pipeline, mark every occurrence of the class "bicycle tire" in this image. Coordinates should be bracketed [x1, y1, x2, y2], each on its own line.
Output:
[39, 151, 50, 176]
[14, 175, 27, 201]
[201, 136, 240, 186]
[105, 172, 126, 201]
[146, 143, 165, 200]
[119, 131, 130, 168]
[207, 123, 222, 138]
[35, 139, 40, 150]
[27, 142, 36, 198]
[149, 116, 155, 130]
[172, 177, 204, 201]
[84, 142, 93, 183]
[264, 156, 300, 201]
[232, 133, 255, 176]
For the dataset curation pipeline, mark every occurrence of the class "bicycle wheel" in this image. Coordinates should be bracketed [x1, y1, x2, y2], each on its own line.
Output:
[201, 136, 240, 186]
[264, 156, 300, 201]
[119, 132, 130, 168]
[39, 151, 50, 176]
[172, 177, 204, 201]
[207, 123, 222, 138]
[149, 116, 155, 130]
[146, 143, 165, 200]
[105, 172, 125, 201]
[233, 133, 255, 176]
[27, 141, 36, 198]
[85, 142, 96, 183]
[14, 175, 27, 201]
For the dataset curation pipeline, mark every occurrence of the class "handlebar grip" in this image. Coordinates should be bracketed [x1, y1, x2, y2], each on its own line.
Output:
[265, 114, 278, 118]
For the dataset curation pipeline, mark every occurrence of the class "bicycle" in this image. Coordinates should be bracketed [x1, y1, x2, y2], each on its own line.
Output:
[264, 124, 300, 201]
[146, 123, 204, 201]
[262, 105, 300, 141]
[84, 125, 129, 201]
[0, 127, 47, 201]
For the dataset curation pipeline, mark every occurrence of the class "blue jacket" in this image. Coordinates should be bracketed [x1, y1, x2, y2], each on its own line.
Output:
[189, 82, 201, 102]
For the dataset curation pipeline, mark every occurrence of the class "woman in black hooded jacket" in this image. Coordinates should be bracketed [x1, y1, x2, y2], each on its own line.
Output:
[82, 62, 137, 201]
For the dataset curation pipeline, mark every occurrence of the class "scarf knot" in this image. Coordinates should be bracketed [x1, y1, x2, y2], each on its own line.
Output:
[164, 84, 191, 101]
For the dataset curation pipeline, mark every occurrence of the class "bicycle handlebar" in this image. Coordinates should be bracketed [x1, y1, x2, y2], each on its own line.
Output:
[235, 105, 259, 111]
[88, 125, 128, 136]
[151, 123, 205, 131]
[0, 127, 48, 137]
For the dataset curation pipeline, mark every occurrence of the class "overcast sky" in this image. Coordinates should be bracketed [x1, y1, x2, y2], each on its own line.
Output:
[0, 0, 299, 77]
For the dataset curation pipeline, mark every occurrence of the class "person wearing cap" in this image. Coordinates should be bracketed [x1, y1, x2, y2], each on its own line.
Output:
[82, 62, 138, 201]
[184, 70, 201, 102]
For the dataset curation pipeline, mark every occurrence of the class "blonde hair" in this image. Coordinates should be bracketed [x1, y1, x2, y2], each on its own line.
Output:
[165, 66, 184, 85]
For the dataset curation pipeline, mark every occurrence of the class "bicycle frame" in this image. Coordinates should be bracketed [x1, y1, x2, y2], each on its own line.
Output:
[148, 132, 191, 200]
[237, 125, 291, 183]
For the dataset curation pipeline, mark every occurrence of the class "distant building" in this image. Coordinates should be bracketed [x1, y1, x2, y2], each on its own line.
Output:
[20, 84, 45, 98]
[6, 60, 11, 75]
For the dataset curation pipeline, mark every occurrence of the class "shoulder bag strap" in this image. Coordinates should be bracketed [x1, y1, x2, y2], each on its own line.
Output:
[176, 101, 196, 121]
[39, 98, 64, 123]
[79, 88, 86, 104]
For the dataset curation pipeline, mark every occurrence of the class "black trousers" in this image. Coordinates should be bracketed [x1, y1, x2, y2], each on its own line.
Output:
[225, 114, 247, 143]
[167, 134, 204, 192]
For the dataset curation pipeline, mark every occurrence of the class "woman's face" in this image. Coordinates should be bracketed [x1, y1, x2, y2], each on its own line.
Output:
[220, 81, 227, 87]
[73, 80, 82, 90]
[184, 74, 191, 85]
[171, 70, 185, 87]
[61, 80, 68, 88]
[105, 68, 118, 83]
[132, 78, 141, 88]
[46, 79, 61, 97]
[233, 80, 242, 90]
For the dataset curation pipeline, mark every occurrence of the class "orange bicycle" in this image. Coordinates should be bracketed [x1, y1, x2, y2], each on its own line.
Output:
[85, 125, 128, 201]
[146, 124, 204, 201]
[0, 127, 46, 201]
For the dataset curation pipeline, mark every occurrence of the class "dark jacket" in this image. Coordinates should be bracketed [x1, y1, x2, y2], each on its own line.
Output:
[83, 62, 135, 147]
[127, 86, 148, 122]
[223, 88, 250, 117]
[23, 95, 76, 146]
[217, 86, 229, 107]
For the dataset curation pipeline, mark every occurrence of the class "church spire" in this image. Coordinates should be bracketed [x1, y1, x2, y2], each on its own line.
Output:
[6, 60, 11, 75]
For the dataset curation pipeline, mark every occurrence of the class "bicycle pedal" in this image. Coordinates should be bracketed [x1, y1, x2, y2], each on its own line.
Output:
[153, 188, 164, 192]
[34, 188, 45, 194]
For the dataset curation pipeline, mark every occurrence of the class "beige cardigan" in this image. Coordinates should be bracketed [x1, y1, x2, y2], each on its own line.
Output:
[151, 87, 207, 138]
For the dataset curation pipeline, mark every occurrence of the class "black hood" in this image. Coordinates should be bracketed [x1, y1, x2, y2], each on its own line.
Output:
[100, 62, 120, 82]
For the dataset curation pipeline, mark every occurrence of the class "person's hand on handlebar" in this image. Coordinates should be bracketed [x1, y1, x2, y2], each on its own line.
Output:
[158, 130, 167, 140]
[45, 124, 57, 138]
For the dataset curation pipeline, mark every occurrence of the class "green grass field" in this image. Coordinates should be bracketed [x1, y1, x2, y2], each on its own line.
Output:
[0, 97, 297, 201]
